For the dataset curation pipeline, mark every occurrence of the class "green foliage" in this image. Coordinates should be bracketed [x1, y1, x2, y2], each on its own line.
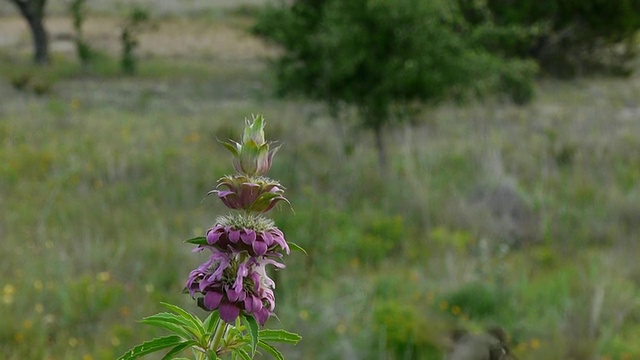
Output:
[70, 0, 95, 66]
[444, 282, 502, 320]
[255, 0, 537, 109]
[373, 300, 442, 359]
[121, 7, 151, 75]
[457, 0, 640, 77]
[255, 0, 536, 165]
[118, 304, 300, 360]
[8, 70, 54, 95]
[118, 335, 186, 360]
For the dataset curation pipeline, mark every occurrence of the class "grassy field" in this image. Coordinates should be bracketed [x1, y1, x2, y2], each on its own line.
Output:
[1, 3, 640, 359]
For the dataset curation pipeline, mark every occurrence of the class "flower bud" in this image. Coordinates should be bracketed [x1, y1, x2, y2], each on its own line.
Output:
[220, 114, 280, 177]
[243, 114, 266, 145]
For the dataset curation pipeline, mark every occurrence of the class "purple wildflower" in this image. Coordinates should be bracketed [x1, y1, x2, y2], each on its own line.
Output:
[186, 249, 281, 325]
[185, 114, 296, 327]
[211, 175, 290, 213]
[206, 224, 290, 257]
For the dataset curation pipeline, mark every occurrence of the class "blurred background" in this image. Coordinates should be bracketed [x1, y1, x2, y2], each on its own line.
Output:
[1, 0, 639, 359]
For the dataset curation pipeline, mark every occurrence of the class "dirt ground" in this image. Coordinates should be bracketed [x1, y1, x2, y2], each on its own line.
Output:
[0, 8, 274, 63]
[0, 0, 266, 16]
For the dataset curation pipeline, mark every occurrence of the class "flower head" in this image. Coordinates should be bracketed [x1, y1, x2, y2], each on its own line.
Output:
[205, 223, 290, 257]
[211, 175, 290, 213]
[186, 249, 280, 325]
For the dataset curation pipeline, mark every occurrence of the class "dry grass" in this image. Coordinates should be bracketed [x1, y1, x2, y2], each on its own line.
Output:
[0, 13, 274, 61]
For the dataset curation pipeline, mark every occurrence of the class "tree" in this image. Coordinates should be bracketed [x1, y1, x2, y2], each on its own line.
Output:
[457, 0, 640, 77]
[255, 0, 536, 168]
[8, 0, 49, 64]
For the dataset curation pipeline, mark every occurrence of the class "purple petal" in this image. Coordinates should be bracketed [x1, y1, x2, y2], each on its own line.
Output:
[252, 241, 268, 256]
[249, 272, 262, 292]
[204, 291, 223, 311]
[207, 229, 222, 245]
[186, 274, 201, 297]
[216, 190, 235, 197]
[226, 284, 246, 302]
[199, 278, 214, 292]
[217, 191, 242, 209]
[270, 229, 290, 254]
[255, 307, 270, 326]
[263, 290, 276, 311]
[240, 182, 261, 208]
[260, 257, 286, 269]
[219, 300, 241, 323]
[192, 246, 205, 253]
[241, 229, 256, 245]
[234, 263, 248, 292]
[261, 231, 274, 246]
[245, 294, 263, 313]
[209, 263, 227, 282]
[228, 229, 240, 243]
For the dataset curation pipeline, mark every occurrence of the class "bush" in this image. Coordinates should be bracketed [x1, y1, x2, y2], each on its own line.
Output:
[373, 300, 443, 359]
[444, 282, 502, 320]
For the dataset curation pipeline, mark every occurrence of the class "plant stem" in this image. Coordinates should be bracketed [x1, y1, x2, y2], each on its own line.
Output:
[211, 320, 228, 356]
[194, 349, 207, 360]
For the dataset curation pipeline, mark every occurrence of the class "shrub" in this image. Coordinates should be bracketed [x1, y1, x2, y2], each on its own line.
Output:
[444, 282, 502, 320]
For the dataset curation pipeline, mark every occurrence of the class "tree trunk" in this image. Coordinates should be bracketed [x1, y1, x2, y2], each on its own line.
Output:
[373, 124, 387, 172]
[11, 0, 49, 65]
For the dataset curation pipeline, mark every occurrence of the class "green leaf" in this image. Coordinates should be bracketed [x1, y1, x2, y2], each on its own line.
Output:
[184, 236, 207, 246]
[140, 313, 196, 340]
[220, 140, 240, 156]
[203, 311, 221, 334]
[117, 335, 184, 360]
[259, 329, 302, 344]
[287, 242, 307, 255]
[161, 340, 197, 360]
[233, 348, 252, 360]
[241, 313, 259, 356]
[207, 349, 219, 359]
[258, 340, 285, 360]
[160, 303, 206, 340]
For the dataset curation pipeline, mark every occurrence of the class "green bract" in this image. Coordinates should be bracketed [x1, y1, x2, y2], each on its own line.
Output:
[211, 175, 290, 213]
[220, 115, 280, 177]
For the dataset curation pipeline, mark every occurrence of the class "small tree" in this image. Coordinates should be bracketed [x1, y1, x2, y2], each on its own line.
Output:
[70, 0, 94, 67]
[120, 6, 150, 75]
[8, 0, 49, 64]
[256, 0, 536, 168]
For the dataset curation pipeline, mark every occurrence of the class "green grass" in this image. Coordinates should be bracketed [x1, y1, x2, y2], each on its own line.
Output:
[2, 9, 640, 360]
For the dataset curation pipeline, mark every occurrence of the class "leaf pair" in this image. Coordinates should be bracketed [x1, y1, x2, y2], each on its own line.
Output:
[117, 303, 301, 360]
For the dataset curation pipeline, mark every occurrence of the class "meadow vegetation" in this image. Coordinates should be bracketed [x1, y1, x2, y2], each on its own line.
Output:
[1, 2, 640, 359]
